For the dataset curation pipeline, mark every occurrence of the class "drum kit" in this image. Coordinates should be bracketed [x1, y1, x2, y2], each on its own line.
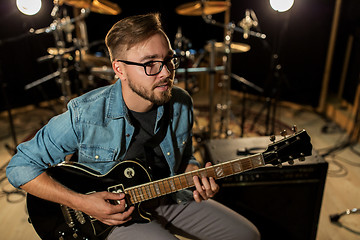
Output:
[24, 0, 266, 138]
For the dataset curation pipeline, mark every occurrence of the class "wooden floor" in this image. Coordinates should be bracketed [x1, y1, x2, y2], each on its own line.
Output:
[0, 92, 360, 240]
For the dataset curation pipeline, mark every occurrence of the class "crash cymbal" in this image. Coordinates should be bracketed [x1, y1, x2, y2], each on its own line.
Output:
[205, 42, 251, 53]
[176, 1, 231, 16]
[63, 0, 121, 15]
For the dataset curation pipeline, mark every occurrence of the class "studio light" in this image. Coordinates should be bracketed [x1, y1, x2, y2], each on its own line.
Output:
[270, 0, 294, 12]
[16, 0, 42, 16]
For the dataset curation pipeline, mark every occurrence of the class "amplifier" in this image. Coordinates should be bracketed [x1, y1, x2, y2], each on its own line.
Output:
[204, 136, 328, 240]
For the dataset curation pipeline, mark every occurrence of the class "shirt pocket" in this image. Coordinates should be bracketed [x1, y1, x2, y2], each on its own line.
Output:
[78, 144, 117, 173]
[176, 131, 190, 152]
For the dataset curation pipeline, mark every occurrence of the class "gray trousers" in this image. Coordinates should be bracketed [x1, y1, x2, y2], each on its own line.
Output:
[107, 197, 260, 240]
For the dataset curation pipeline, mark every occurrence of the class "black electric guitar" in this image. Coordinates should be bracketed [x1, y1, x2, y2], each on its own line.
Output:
[26, 129, 312, 240]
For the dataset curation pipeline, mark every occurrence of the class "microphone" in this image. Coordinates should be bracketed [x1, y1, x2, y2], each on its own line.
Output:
[238, 9, 258, 39]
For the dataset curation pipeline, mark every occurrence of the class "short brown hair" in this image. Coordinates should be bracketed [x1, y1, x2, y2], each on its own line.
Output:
[105, 13, 166, 61]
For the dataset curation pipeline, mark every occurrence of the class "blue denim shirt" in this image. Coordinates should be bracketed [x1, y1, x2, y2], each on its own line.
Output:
[6, 80, 199, 188]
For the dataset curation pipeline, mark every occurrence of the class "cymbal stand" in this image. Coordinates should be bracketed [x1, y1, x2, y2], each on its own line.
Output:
[208, 40, 216, 139]
[174, 27, 193, 94]
[51, 2, 73, 110]
[202, 10, 265, 138]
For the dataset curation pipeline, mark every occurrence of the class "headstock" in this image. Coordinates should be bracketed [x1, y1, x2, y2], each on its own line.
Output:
[263, 129, 312, 167]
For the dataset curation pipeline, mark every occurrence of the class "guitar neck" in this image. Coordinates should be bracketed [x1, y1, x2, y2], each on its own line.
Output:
[125, 153, 265, 204]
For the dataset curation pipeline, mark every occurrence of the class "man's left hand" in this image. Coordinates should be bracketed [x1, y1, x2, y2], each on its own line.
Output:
[191, 162, 220, 202]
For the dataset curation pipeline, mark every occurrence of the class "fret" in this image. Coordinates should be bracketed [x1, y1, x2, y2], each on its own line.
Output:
[198, 169, 207, 179]
[179, 175, 188, 188]
[138, 187, 144, 201]
[168, 178, 177, 191]
[145, 184, 152, 199]
[158, 181, 166, 195]
[141, 186, 148, 200]
[185, 173, 194, 186]
[154, 182, 161, 196]
[174, 176, 182, 190]
[214, 165, 225, 178]
[149, 183, 157, 197]
[232, 160, 242, 173]
[251, 154, 265, 168]
[241, 159, 253, 171]
[134, 188, 141, 202]
[222, 162, 233, 177]
[163, 180, 171, 193]
[130, 189, 137, 203]
[207, 167, 216, 178]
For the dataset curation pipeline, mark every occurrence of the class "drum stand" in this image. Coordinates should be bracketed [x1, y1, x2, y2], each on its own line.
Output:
[25, 3, 90, 111]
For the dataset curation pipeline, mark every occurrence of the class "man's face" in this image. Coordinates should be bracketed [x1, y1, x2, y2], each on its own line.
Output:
[117, 33, 175, 106]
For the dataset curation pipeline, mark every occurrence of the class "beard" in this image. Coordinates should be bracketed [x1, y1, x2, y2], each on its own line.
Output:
[127, 77, 173, 105]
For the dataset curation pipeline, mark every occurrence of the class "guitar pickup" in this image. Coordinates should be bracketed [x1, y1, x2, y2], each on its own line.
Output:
[108, 184, 126, 206]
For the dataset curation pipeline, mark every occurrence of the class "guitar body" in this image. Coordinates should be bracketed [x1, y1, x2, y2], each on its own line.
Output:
[27, 160, 153, 240]
[26, 130, 313, 240]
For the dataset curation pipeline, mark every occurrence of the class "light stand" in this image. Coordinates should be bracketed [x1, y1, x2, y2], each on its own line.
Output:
[250, 2, 293, 135]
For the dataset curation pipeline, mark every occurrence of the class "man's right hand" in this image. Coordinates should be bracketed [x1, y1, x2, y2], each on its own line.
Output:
[79, 191, 135, 226]
[21, 172, 135, 226]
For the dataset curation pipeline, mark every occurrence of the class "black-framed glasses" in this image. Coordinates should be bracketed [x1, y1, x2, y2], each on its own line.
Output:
[116, 56, 180, 76]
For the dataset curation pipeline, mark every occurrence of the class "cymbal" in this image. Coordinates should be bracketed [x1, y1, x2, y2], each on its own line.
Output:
[63, 0, 121, 15]
[205, 42, 251, 53]
[176, 1, 231, 16]
[82, 54, 111, 67]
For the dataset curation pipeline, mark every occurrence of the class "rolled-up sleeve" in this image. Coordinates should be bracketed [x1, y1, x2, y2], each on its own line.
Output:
[6, 107, 79, 188]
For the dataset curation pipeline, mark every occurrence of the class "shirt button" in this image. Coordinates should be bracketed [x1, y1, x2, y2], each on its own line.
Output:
[182, 141, 186, 145]
[126, 134, 130, 137]
[95, 155, 99, 159]
[167, 152, 171, 156]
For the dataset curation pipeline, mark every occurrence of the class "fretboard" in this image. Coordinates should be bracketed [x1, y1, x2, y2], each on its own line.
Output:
[125, 153, 265, 204]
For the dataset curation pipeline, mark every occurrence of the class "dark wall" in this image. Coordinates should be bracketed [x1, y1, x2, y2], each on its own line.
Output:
[0, 0, 356, 111]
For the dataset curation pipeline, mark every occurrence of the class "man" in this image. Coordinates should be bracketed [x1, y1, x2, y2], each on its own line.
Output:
[7, 13, 259, 240]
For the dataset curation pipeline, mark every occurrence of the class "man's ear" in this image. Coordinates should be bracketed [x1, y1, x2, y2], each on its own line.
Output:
[112, 61, 126, 80]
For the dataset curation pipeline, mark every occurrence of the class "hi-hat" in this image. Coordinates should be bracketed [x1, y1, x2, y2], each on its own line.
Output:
[205, 42, 251, 53]
[62, 0, 121, 15]
[176, 1, 231, 16]
[82, 54, 111, 67]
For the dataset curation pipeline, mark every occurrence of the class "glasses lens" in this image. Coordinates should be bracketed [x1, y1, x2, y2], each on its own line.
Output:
[145, 56, 180, 76]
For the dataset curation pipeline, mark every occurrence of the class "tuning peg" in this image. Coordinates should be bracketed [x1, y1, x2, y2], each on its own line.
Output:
[280, 130, 287, 138]
[270, 135, 276, 142]
[276, 159, 283, 168]
[292, 125, 298, 132]
[298, 152, 306, 161]
[288, 156, 294, 165]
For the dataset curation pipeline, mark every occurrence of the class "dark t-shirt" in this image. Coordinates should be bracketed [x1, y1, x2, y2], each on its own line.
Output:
[125, 105, 170, 180]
